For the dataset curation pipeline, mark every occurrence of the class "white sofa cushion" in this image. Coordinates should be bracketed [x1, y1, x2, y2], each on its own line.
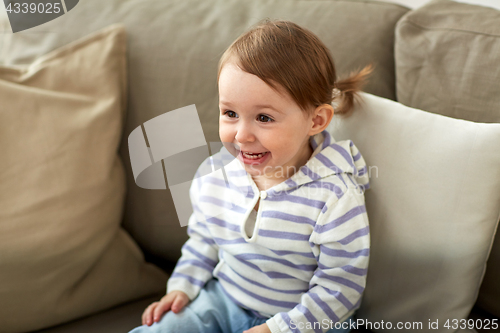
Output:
[330, 92, 500, 332]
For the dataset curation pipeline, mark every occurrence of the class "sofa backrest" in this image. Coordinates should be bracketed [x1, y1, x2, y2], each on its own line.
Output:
[0, 0, 410, 264]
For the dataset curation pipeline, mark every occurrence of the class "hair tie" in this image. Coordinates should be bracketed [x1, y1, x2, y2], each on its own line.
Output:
[331, 87, 342, 110]
[332, 87, 342, 99]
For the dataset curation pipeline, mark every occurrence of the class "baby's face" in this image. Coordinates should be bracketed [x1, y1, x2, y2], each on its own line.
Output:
[218, 62, 315, 180]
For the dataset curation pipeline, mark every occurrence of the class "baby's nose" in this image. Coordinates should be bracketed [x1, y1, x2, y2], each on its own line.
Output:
[235, 125, 255, 143]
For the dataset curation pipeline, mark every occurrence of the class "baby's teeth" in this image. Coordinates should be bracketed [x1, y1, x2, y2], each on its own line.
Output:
[243, 152, 266, 159]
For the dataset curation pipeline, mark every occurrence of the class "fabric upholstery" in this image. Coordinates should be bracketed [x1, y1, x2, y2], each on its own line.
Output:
[0, 25, 167, 332]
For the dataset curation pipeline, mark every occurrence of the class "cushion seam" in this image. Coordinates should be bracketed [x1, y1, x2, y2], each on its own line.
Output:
[401, 16, 500, 38]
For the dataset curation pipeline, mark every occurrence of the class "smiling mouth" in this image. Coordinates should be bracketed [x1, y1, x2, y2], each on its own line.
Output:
[241, 151, 269, 159]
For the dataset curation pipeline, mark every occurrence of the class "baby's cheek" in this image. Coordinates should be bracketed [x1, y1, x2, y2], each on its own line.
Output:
[274, 136, 298, 155]
[219, 125, 232, 142]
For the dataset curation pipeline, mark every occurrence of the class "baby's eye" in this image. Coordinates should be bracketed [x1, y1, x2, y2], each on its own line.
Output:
[224, 110, 238, 118]
[257, 114, 274, 123]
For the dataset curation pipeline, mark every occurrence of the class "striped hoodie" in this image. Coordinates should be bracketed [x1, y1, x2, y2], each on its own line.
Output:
[167, 129, 370, 333]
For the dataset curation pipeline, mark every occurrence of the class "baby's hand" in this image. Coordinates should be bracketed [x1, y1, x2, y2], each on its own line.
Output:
[141, 290, 190, 326]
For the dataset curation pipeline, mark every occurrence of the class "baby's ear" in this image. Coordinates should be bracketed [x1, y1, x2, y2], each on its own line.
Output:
[309, 104, 334, 135]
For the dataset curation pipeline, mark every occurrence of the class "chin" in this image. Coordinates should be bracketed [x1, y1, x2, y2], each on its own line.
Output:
[243, 164, 268, 177]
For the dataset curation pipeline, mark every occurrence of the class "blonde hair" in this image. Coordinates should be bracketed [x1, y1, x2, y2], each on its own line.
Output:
[217, 18, 374, 116]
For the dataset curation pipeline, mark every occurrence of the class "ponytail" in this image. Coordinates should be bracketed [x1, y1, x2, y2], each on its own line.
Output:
[333, 63, 375, 116]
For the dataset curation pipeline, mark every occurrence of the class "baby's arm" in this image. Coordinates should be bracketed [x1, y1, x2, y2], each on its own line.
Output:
[143, 163, 220, 324]
[166, 210, 220, 299]
[167, 164, 221, 298]
[266, 187, 370, 333]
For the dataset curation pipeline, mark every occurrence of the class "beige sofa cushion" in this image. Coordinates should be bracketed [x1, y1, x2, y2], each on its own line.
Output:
[395, 0, 500, 318]
[0, 25, 167, 332]
[331, 92, 500, 332]
[0, 0, 410, 263]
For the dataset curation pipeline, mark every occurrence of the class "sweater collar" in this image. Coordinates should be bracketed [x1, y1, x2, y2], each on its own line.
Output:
[217, 130, 368, 197]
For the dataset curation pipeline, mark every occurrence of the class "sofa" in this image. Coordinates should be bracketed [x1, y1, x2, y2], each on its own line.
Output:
[1, 0, 500, 332]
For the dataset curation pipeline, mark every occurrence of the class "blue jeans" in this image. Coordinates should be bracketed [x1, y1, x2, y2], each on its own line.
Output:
[128, 278, 355, 333]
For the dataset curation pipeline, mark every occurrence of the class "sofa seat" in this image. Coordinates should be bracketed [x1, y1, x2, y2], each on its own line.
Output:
[33, 293, 164, 333]
[32, 297, 494, 333]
